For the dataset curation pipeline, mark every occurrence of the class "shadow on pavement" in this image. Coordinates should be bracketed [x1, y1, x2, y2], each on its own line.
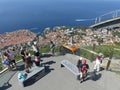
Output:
[45, 66, 55, 73]
[84, 71, 102, 82]
[0, 82, 12, 90]
[90, 72, 102, 81]
[42, 60, 56, 65]
[41, 53, 53, 58]
[16, 64, 25, 71]
[92, 73, 102, 81]
[24, 61, 55, 87]
[42, 60, 56, 73]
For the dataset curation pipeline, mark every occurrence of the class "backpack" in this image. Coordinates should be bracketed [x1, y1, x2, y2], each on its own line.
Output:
[3, 60, 10, 65]
[77, 60, 82, 68]
[34, 56, 40, 62]
[18, 73, 27, 81]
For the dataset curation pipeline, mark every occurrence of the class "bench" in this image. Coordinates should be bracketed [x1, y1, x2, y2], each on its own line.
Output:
[18, 66, 45, 87]
[61, 60, 80, 79]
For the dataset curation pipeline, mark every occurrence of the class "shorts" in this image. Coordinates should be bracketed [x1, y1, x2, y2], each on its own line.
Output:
[11, 59, 16, 64]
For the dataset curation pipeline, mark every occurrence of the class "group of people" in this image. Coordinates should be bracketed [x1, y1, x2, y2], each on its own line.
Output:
[76, 53, 104, 83]
[2, 40, 56, 73]
[1, 40, 104, 84]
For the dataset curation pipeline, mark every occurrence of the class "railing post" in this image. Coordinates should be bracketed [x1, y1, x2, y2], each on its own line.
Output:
[98, 17, 101, 22]
[106, 51, 113, 70]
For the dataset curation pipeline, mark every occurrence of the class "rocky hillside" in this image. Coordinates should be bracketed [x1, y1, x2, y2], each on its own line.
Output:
[0, 30, 36, 48]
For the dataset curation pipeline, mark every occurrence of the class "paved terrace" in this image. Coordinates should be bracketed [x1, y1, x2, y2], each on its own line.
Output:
[0, 54, 120, 90]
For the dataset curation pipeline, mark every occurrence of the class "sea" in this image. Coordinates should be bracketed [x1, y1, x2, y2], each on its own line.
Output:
[0, 0, 120, 34]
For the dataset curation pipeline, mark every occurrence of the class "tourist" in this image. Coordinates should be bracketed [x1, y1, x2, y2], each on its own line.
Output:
[77, 57, 82, 74]
[7, 48, 17, 68]
[20, 48, 26, 62]
[32, 42, 40, 66]
[80, 59, 89, 83]
[32, 41, 40, 57]
[50, 41, 55, 56]
[34, 55, 40, 66]
[3, 52, 12, 71]
[93, 53, 103, 72]
[25, 52, 33, 73]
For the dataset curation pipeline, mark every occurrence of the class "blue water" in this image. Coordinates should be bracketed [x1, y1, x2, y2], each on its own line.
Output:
[0, 0, 120, 34]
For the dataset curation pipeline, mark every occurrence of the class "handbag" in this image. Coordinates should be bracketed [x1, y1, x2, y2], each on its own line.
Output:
[3, 60, 10, 65]
[34, 56, 39, 62]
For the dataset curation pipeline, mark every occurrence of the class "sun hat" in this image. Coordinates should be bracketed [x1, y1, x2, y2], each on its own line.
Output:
[79, 57, 83, 60]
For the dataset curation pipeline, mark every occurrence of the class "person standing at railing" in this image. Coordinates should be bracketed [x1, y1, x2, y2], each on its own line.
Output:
[32, 42, 40, 66]
[20, 48, 26, 62]
[32, 41, 40, 56]
[94, 53, 103, 72]
[24, 52, 33, 73]
[50, 41, 55, 56]
[3, 52, 12, 71]
[6, 48, 17, 69]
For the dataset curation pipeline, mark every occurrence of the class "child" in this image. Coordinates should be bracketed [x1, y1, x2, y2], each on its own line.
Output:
[80, 59, 89, 83]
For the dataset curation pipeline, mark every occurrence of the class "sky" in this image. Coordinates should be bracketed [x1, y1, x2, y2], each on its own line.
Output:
[72, 0, 120, 1]
[1, 0, 120, 3]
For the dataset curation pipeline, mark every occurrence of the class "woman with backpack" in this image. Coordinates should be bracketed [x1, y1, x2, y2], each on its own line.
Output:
[3, 52, 12, 71]
[50, 41, 55, 56]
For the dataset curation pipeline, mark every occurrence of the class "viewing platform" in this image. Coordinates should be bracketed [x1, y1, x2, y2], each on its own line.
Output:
[0, 54, 120, 90]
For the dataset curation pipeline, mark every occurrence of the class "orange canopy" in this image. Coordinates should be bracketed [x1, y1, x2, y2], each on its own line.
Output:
[62, 44, 79, 53]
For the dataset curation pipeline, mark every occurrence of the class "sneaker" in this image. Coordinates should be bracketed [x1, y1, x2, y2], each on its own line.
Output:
[80, 78, 83, 83]
[80, 80, 83, 83]
[26, 70, 30, 73]
[12, 65, 15, 68]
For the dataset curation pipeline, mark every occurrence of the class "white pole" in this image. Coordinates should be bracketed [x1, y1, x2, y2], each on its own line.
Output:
[95, 17, 97, 24]
[99, 17, 101, 22]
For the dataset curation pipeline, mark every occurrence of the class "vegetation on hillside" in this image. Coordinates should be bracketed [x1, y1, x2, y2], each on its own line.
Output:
[0, 43, 120, 71]
[113, 31, 120, 38]
[80, 45, 120, 62]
